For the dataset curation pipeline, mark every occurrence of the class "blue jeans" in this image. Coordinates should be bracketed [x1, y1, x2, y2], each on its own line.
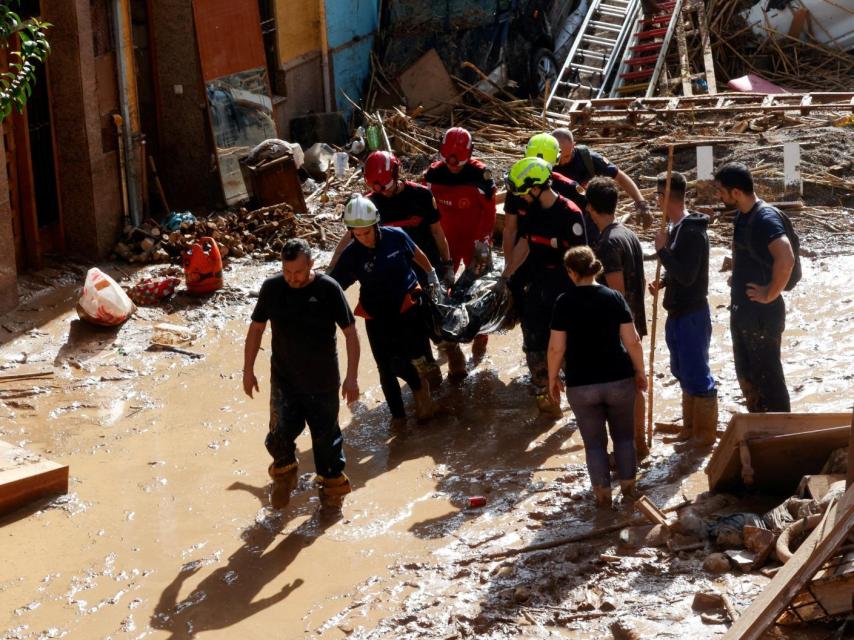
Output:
[566, 377, 637, 487]
[665, 305, 717, 396]
[265, 370, 345, 478]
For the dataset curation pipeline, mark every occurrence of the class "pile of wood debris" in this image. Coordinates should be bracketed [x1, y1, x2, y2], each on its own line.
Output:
[113, 204, 345, 264]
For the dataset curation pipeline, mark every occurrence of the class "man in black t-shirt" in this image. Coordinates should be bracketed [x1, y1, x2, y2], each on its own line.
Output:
[244, 239, 360, 513]
[586, 177, 649, 458]
[551, 128, 652, 228]
[715, 162, 795, 413]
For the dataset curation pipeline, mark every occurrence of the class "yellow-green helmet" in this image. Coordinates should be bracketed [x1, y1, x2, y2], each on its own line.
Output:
[343, 195, 379, 227]
[506, 157, 552, 195]
[525, 133, 561, 166]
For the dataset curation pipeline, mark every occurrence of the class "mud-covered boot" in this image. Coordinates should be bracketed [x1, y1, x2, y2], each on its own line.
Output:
[413, 380, 438, 422]
[268, 461, 299, 509]
[471, 334, 488, 364]
[535, 391, 563, 418]
[593, 485, 613, 508]
[673, 392, 695, 442]
[316, 473, 352, 512]
[389, 416, 407, 429]
[619, 479, 639, 502]
[445, 343, 468, 381]
[692, 394, 718, 447]
[413, 356, 443, 390]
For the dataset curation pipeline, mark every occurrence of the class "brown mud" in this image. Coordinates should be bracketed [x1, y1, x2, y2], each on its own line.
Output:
[1, 244, 852, 639]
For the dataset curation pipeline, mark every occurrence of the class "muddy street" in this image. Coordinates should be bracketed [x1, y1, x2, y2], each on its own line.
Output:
[1, 244, 853, 639]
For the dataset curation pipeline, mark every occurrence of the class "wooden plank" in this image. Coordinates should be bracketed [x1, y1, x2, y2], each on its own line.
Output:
[398, 49, 458, 117]
[675, 11, 693, 97]
[722, 483, 854, 640]
[635, 495, 670, 528]
[706, 413, 852, 492]
[696, 145, 714, 180]
[783, 141, 802, 197]
[848, 406, 853, 489]
[0, 440, 68, 516]
[695, 1, 717, 94]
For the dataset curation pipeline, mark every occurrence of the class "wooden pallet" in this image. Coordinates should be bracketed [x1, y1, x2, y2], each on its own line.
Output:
[547, 91, 854, 127]
[0, 440, 68, 516]
[705, 412, 851, 494]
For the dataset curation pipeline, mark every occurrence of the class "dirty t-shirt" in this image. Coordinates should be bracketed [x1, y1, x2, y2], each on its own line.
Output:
[251, 273, 354, 394]
[552, 146, 618, 186]
[551, 285, 635, 387]
[596, 222, 647, 337]
[731, 200, 787, 313]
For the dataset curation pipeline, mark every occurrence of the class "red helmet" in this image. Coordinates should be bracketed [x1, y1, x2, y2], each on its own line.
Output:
[440, 127, 472, 166]
[364, 151, 400, 193]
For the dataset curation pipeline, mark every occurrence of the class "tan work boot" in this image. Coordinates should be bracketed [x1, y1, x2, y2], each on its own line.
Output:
[692, 395, 718, 446]
[412, 356, 443, 390]
[316, 473, 352, 511]
[268, 461, 299, 509]
[446, 344, 468, 380]
[471, 334, 488, 363]
[593, 485, 613, 508]
[620, 479, 639, 502]
[536, 392, 563, 418]
[413, 380, 438, 422]
[673, 392, 695, 441]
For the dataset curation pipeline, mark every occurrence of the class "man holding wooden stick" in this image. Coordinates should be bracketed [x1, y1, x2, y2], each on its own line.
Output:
[648, 172, 718, 448]
[585, 177, 649, 459]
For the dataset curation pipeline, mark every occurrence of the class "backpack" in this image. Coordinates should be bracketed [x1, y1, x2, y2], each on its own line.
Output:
[744, 204, 801, 291]
[575, 145, 597, 183]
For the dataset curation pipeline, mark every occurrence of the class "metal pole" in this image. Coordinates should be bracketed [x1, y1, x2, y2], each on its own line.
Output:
[318, 0, 333, 112]
[112, 0, 143, 225]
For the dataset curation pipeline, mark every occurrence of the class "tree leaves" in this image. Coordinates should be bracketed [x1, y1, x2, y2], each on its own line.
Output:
[0, 1, 51, 121]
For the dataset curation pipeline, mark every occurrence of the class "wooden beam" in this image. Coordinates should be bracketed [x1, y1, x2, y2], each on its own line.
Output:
[847, 405, 854, 489]
[722, 483, 854, 640]
[695, 1, 717, 94]
[675, 11, 693, 97]
[0, 440, 68, 516]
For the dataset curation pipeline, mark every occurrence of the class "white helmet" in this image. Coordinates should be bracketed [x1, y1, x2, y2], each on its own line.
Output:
[343, 195, 379, 228]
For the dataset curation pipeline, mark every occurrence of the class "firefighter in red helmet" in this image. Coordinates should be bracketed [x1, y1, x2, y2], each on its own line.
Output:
[425, 127, 497, 371]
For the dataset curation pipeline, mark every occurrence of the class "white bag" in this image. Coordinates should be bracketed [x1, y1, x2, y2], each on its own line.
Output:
[77, 268, 136, 326]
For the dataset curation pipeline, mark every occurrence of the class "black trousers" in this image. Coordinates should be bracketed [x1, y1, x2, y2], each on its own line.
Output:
[365, 307, 425, 419]
[520, 268, 571, 353]
[731, 301, 790, 413]
[265, 370, 345, 478]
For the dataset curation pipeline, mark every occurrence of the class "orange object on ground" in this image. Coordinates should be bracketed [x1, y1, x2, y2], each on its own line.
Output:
[182, 237, 223, 294]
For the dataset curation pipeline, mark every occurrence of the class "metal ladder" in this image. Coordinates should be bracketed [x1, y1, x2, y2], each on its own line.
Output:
[609, 0, 682, 97]
[544, 0, 641, 119]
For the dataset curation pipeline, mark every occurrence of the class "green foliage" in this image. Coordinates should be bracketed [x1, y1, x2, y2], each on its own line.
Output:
[0, 1, 51, 121]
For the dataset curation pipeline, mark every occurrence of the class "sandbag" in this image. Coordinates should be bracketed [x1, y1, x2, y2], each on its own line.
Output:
[77, 268, 136, 326]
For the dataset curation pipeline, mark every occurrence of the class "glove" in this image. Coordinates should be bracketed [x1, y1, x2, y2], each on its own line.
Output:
[440, 262, 456, 288]
[634, 200, 653, 230]
[426, 268, 440, 287]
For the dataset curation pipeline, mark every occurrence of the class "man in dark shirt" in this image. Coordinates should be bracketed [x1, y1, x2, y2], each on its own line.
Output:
[503, 157, 588, 418]
[649, 172, 718, 448]
[586, 177, 649, 458]
[243, 239, 360, 513]
[715, 162, 795, 412]
[551, 128, 652, 228]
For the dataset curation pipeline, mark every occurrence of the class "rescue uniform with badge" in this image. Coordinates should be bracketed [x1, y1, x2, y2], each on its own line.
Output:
[425, 127, 497, 270]
[503, 134, 598, 268]
[504, 157, 589, 416]
[330, 197, 440, 425]
[425, 127, 497, 368]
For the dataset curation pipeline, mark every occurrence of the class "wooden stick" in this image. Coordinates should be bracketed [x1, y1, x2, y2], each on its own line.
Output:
[647, 145, 675, 448]
[458, 498, 690, 564]
[0, 370, 54, 383]
[148, 155, 170, 214]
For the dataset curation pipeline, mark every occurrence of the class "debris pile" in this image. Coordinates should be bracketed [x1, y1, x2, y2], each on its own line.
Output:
[113, 203, 344, 264]
[707, 0, 854, 92]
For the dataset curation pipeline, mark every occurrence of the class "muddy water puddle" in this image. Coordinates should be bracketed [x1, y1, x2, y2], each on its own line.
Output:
[1, 249, 852, 639]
